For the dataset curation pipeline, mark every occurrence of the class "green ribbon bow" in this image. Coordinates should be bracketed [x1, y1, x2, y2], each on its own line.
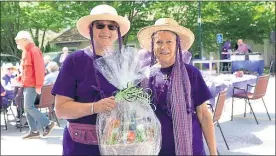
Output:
[114, 82, 154, 110]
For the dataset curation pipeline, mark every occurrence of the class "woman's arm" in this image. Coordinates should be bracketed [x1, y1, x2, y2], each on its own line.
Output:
[196, 102, 217, 155]
[55, 95, 116, 119]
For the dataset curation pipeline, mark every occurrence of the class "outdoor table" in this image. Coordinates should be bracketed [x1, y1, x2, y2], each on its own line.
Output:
[204, 74, 258, 105]
[231, 60, 264, 75]
[193, 59, 232, 74]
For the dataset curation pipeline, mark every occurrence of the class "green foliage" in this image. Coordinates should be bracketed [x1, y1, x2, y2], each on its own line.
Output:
[1, 1, 275, 58]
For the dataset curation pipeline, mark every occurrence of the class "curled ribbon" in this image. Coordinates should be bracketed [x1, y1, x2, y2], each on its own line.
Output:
[113, 83, 156, 111]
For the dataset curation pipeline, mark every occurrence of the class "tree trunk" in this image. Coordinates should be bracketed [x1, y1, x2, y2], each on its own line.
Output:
[35, 28, 39, 46]
[40, 29, 46, 51]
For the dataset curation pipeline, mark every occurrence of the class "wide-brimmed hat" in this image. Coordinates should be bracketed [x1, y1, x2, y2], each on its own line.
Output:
[76, 4, 130, 39]
[137, 18, 195, 51]
[3, 63, 17, 70]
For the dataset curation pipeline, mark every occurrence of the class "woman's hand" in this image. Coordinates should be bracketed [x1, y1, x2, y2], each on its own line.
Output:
[93, 96, 116, 113]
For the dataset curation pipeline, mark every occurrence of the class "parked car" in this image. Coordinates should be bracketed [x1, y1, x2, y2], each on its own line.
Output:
[0, 54, 21, 66]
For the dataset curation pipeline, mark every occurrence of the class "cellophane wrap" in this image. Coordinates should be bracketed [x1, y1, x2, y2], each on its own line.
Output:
[94, 47, 161, 155]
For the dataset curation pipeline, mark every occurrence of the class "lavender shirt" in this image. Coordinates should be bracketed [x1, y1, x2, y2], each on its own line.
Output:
[152, 64, 212, 155]
[237, 44, 249, 53]
[52, 50, 117, 155]
[2, 74, 16, 88]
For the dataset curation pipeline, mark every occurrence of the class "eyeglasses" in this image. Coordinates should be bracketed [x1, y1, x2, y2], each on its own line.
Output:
[95, 23, 118, 31]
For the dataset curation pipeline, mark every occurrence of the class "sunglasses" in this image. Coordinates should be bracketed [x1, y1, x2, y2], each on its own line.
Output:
[95, 23, 118, 31]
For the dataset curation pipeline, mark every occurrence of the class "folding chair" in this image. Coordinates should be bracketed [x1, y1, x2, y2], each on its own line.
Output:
[231, 75, 271, 124]
[208, 88, 230, 151]
[13, 86, 27, 132]
[1, 105, 8, 130]
[1, 97, 16, 130]
[269, 61, 275, 76]
[35, 84, 60, 127]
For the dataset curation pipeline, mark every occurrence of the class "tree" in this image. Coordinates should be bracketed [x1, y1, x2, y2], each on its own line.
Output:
[1, 2, 23, 56]
[1, 1, 274, 56]
[20, 2, 69, 49]
[200, 1, 275, 56]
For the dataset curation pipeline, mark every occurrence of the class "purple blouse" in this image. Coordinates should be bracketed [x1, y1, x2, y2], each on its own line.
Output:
[153, 64, 212, 155]
[52, 48, 212, 155]
[1, 83, 5, 106]
[2, 74, 16, 87]
[0, 83, 4, 94]
[52, 49, 117, 155]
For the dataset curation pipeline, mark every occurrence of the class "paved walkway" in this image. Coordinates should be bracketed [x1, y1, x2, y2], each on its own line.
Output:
[1, 76, 275, 155]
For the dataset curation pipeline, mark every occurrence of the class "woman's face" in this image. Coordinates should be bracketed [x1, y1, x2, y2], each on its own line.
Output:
[154, 31, 177, 67]
[93, 20, 118, 48]
[6, 68, 13, 76]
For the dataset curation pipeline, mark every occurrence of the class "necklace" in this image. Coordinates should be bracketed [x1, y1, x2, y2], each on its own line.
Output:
[153, 73, 171, 104]
[163, 74, 170, 80]
[153, 75, 173, 118]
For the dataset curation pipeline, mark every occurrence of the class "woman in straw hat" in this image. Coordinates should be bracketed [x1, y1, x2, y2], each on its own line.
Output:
[52, 4, 130, 155]
[138, 18, 217, 155]
[1, 63, 17, 105]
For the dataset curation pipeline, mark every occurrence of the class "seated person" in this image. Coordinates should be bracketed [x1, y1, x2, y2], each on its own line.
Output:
[43, 55, 51, 75]
[44, 61, 60, 85]
[1, 63, 17, 107]
[34, 61, 60, 105]
[1, 83, 6, 108]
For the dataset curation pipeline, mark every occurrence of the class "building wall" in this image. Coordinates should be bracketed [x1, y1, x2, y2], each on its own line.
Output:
[79, 41, 90, 49]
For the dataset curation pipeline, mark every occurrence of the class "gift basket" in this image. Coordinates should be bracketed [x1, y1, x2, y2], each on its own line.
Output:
[94, 47, 161, 155]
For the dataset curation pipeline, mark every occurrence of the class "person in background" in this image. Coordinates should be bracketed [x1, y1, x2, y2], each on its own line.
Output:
[222, 41, 232, 58]
[44, 61, 59, 85]
[34, 61, 60, 107]
[1, 63, 17, 106]
[15, 30, 55, 139]
[221, 41, 232, 71]
[1, 63, 16, 90]
[1, 83, 6, 107]
[236, 39, 252, 54]
[43, 55, 51, 75]
[59, 47, 69, 65]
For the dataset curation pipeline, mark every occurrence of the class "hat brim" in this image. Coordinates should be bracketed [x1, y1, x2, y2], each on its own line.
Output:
[76, 14, 130, 39]
[4, 66, 17, 69]
[137, 25, 195, 51]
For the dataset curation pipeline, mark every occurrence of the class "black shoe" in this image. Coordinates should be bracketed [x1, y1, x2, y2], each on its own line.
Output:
[22, 131, 40, 139]
[42, 121, 55, 137]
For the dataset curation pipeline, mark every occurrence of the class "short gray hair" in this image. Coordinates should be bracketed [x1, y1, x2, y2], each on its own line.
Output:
[46, 61, 59, 73]
[62, 47, 69, 51]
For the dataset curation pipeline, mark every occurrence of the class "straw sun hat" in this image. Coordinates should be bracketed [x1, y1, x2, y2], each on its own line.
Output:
[137, 18, 195, 51]
[76, 4, 130, 39]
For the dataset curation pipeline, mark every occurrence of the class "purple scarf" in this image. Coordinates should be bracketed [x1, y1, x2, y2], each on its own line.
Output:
[169, 41, 193, 155]
[141, 33, 193, 155]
